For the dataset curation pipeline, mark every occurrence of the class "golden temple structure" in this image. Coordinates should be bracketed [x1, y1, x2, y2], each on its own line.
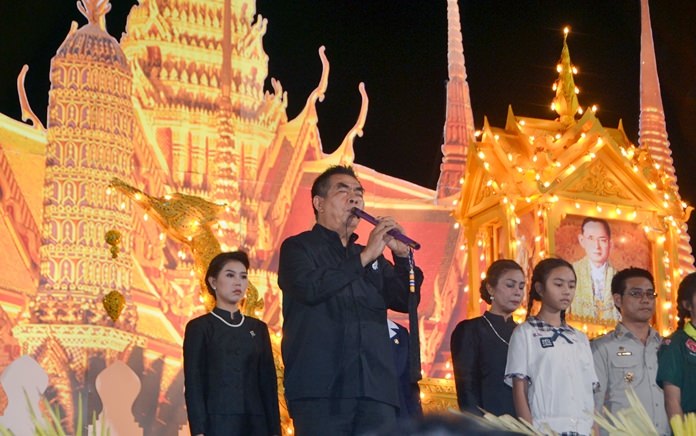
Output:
[455, 11, 693, 337]
[0, 0, 691, 433]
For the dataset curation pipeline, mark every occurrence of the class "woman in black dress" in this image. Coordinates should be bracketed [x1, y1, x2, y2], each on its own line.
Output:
[450, 259, 525, 416]
[183, 251, 280, 436]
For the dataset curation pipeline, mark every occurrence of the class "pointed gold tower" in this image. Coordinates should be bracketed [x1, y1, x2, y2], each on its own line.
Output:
[12, 1, 142, 431]
[551, 27, 580, 125]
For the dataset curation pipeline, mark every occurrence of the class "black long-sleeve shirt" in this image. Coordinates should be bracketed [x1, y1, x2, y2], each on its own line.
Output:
[183, 308, 281, 435]
[450, 312, 516, 416]
[278, 223, 423, 408]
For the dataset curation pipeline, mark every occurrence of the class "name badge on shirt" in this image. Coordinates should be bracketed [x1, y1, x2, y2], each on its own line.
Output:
[617, 346, 632, 356]
[540, 337, 554, 348]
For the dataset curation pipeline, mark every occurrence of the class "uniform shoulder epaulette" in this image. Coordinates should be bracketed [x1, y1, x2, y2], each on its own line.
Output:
[590, 331, 611, 344]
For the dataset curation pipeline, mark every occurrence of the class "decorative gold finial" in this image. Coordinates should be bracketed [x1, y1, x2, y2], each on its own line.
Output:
[104, 229, 122, 259]
[551, 26, 580, 125]
[77, 0, 111, 30]
[103, 290, 126, 321]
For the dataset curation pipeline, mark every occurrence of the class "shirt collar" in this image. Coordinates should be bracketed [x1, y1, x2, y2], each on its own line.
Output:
[685, 321, 696, 340]
[614, 322, 661, 343]
[590, 262, 608, 274]
[387, 319, 399, 338]
[312, 223, 359, 245]
[484, 311, 517, 326]
[212, 307, 242, 323]
[527, 316, 573, 333]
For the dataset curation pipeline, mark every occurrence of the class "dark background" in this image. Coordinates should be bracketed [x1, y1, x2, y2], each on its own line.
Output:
[2, 0, 695, 251]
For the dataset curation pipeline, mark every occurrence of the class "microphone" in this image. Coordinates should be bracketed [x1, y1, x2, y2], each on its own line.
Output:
[351, 207, 421, 250]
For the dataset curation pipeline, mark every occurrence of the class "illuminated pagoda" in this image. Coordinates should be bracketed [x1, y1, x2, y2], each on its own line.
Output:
[454, 21, 693, 336]
[9, 0, 141, 431]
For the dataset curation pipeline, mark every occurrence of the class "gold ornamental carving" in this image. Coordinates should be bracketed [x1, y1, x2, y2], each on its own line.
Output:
[110, 178, 264, 316]
[567, 162, 632, 200]
[474, 178, 497, 206]
[418, 377, 457, 413]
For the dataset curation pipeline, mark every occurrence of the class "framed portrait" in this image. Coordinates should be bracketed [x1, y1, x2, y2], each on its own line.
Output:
[554, 214, 652, 326]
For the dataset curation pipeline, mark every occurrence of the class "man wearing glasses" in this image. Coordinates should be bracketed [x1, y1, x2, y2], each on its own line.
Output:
[591, 268, 669, 435]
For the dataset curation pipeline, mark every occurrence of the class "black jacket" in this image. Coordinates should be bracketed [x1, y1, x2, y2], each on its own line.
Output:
[390, 321, 423, 418]
[183, 308, 281, 435]
[278, 224, 423, 407]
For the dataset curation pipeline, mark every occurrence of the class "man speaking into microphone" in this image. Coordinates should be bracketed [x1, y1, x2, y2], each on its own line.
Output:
[278, 165, 423, 436]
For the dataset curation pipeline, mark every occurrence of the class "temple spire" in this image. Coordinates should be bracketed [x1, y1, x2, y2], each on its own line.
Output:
[220, 0, 232, 99]
[551, 27, 579, 125]
[638, 0, 676, 186]
[639, 0, 694, 276]
[212, 0, 241, 247]
[436, 0, 476, 199]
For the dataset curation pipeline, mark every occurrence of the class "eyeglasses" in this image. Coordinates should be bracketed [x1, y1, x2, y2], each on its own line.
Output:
[625, 289, 658, 300]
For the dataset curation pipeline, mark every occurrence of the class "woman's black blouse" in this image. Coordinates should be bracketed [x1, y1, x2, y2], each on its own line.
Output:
[183, 308, 281, 436]
[450, 312, 517, 416]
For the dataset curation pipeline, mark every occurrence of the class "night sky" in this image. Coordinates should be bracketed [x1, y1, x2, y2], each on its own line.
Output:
[2, 1, 696, 249]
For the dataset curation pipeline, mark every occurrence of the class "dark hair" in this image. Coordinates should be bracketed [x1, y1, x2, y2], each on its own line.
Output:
[204, 251, 250, 299]
[611, 267, 654, 296]
[526, 258, 575, 321]
[676, 272, 696, 330]
[310, 165, 359, 217]
[580, 217, 611, 239]
[480, 259, 524, 304]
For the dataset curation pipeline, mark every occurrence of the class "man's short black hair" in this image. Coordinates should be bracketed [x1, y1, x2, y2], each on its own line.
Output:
[611, 267, 654, 296]
[580, 217, 611, 239]
[310, 165, 359, 218]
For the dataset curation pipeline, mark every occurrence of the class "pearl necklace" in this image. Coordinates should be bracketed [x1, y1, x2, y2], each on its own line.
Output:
[211, 310, 245, 328]
[482, 313, 509, 346]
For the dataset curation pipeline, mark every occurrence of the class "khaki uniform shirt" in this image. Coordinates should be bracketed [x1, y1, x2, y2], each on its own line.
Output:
[591, 323, 669, 435]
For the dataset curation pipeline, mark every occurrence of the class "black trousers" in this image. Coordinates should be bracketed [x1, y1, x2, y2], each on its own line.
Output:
[205, 413, 270, 436]
[289, 398, 396, 436]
